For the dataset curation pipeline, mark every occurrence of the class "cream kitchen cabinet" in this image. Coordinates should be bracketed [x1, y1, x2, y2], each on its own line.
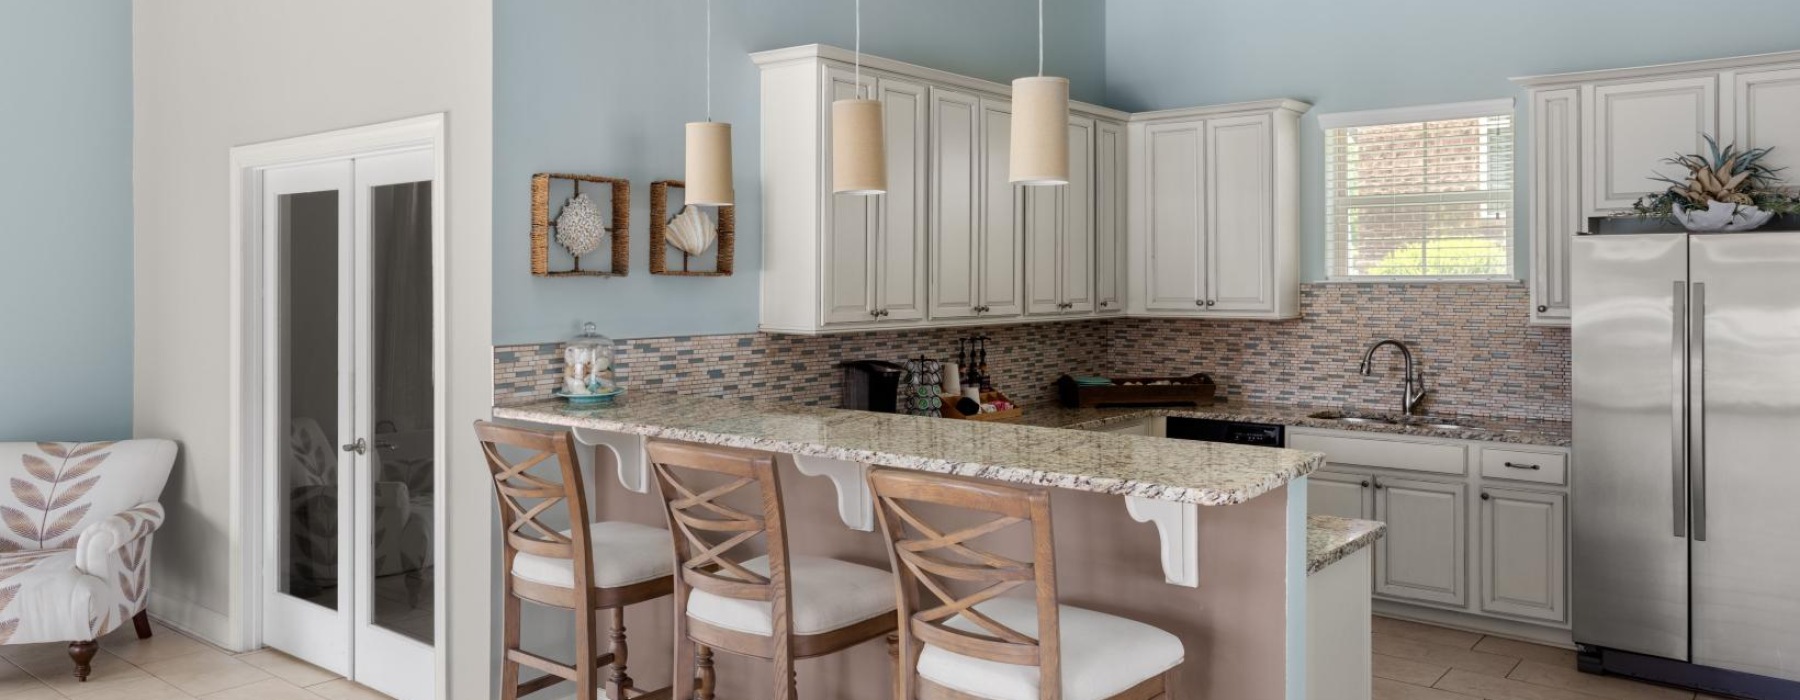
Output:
[1127, 100, 1304, 319]
[928, 88, 1023, 321]
[1293, 427, 1574, 638]
[1094, 120, 1127, 314]
[1025, 116, 1096, 316]
[1516, 50, 1800, 327]
[756, 44, 1131, 334]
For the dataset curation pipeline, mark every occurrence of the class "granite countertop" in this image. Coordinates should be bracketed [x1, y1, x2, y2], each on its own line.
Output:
[493, 395, 1323, 507]
[1306, 515, 1386, 575]
[1009, 401, 1571, 447]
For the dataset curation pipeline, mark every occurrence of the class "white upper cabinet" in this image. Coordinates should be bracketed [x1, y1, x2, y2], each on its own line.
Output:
[1095, 121, 1127, 314]
[1128, 100, 1305, 319]
[756, 45, 1296, 333]
[1028, 117, 1097, 316]
[1515, 50, 1800, 327]
[1588, 76, 1717, 213]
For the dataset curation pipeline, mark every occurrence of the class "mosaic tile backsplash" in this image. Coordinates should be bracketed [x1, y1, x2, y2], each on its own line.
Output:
[495, 283, 1570, 422]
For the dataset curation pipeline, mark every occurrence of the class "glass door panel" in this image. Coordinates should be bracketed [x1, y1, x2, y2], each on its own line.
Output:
[263, 159, 355, 676]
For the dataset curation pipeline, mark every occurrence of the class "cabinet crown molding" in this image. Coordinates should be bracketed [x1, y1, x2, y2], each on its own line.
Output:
[1129, 98, 1312, 123]
[1511, 48, 1800, 88]
[750, 43, 1132, 121]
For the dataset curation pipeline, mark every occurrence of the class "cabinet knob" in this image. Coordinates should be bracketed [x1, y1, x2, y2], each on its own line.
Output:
[1195, 299, 1205, 307]
[1099, 301, 1110, 308]
[1372, 479, 1383, 490]
[1537, 305, 1549, 313]
[1359, 480, 1371, 488]
[1206, 300, 1216, 307]
[880, 309, 891, 317]
[1481, 492, 1491, 501]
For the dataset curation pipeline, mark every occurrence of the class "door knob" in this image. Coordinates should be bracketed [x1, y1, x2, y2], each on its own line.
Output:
[342, 438, 368, 455]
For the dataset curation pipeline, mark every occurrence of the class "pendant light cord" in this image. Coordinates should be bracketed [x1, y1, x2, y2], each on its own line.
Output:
[854, 0, 863, 89]
[1037, 0, 1044, 77]
[705, 0, 713, 122]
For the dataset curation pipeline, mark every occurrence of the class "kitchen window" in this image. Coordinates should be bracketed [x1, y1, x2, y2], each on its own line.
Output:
[1322, 99, 1515, 280]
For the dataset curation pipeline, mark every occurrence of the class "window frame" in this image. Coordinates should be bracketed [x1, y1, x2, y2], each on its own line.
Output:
[1319, 98, 1519, 283]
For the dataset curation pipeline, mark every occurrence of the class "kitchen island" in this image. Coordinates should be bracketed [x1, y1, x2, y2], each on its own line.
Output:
[495, 395, 1379, 700]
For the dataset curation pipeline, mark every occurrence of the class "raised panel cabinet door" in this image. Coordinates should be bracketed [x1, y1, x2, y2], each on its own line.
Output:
[1023, 184, 1064, 315]
[1374, 476, 1468, 607]
[1479, 488, 1567, 623]
[928, 87, 982, 320]
[1143, 122, 1206, 312]
[1531, 88, 1580, 327]
[1588, 76, 1717, 212]
[874, 77, 930, 323]
[1061, 116, 1097, 313]
[821, 68, 880, 325]
[978, 99, 1024, 318]
[1733, 67, 1800, 181]
[1309, 470, 1373, 520]
[1206, 114, 1275, 313]
[1095, 120, 1127, 314]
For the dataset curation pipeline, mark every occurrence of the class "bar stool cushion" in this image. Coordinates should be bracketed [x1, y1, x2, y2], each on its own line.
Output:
[917, 597, 1184, 700]
[510, 521, 673, 589]
[687, 555, 896, 636]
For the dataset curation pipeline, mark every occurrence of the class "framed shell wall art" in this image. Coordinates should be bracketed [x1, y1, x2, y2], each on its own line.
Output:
[649, 179, 734, 276]
[530, 173, 631, 277]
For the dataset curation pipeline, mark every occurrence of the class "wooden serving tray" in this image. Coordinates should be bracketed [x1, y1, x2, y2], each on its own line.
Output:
[1056, 373, 1216, 408]
[940, 390, 1023, 422]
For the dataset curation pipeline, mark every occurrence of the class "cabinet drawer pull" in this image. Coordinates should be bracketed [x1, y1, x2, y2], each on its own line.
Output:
[1504, 461, 1541, 471]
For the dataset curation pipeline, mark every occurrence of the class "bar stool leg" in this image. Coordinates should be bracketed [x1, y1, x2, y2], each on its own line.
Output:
[696, 645, 716, 700]
[608, 607, 632, 698]
[500, 593, 522, 700]
[887, 633, 900, 700]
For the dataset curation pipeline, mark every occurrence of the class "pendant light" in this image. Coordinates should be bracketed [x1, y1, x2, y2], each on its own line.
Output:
[685, 0, 734, 206]
[832, 0, 886, 195]
[1011, 0, 1069, 186]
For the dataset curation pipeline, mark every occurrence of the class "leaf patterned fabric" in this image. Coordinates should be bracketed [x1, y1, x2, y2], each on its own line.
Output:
[0, 441, 174, 645]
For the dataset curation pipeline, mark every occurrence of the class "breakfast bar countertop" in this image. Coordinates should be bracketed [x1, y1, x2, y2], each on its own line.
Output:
[1305, 515, 1386, 575]
[493, 394, 1323, 506]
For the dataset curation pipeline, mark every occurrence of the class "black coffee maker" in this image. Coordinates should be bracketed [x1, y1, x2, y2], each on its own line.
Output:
[839, 360, 905, 412]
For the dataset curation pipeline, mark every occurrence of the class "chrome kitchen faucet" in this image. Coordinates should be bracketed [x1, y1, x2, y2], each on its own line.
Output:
[1359, 339, 1428, 416]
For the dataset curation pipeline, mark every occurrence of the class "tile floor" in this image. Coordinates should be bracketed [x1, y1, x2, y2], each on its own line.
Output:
[0, 619, 389, 699]
[1374, 616, 1737, 700]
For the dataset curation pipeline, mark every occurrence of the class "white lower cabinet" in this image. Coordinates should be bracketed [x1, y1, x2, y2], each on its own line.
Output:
[1479, 487, 1567, 623]
[1373, 476, 1467, 607]
[1295, 428, 1572, 633]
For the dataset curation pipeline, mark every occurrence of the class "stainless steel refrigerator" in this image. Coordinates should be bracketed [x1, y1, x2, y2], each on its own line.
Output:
[1572, 229, 1800, 698]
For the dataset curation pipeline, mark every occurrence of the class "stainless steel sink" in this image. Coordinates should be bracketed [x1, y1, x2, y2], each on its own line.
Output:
[1308, 410, 1471, 431]
[1307, 410, 1399, 425]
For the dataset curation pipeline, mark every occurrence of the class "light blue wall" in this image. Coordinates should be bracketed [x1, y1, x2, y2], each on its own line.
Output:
[495, 0, 1108, 343]
[0, 1, 133, 440]
[1105, 0, 1800, 282]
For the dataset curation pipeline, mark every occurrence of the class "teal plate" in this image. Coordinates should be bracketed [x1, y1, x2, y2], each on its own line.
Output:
[556, 388, 624, 405]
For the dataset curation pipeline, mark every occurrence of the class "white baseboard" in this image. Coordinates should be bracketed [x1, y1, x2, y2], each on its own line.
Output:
[1373, 599, 1573, 648]
[148, 591, 238, 651]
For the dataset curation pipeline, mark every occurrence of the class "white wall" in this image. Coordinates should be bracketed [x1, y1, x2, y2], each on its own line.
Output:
[131, 1, 495, 696]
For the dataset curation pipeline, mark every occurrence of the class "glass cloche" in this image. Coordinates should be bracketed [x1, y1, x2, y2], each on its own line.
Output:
[562, 322, 618, 396]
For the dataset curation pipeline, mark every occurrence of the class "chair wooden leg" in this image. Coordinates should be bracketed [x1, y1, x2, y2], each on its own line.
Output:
[695, 645, 715, 700]
[607, 606, 633, 700]
[575, 604, 598, 700]
[133, 610, 153, 640]
[68, 641, 98, 682]
[500, 594, 522, 700]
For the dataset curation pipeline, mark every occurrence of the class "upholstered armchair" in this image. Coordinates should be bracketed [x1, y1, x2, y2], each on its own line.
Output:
[0, 439, 175, 682]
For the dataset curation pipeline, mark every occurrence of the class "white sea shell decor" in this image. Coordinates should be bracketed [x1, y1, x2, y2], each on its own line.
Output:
[665, 205, 717, 257]
[554, 193, 608, 258]
[1673, 201, 1775, 233]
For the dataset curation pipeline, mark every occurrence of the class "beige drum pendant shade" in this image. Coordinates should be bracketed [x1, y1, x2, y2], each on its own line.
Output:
[833, 99, 887, 195]
[685, 121, 734, 206]
[1011, 76, 1070, 186]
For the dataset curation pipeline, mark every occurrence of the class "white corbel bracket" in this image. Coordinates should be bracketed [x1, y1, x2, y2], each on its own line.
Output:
[1125, 496, 1200, 587]
[791, 455, 874, 532]
[571, 428, 651, 494]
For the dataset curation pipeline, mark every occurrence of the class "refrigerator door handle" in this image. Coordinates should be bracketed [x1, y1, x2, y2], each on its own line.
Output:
[1672, 281, 1689, 539]
[1690, 282, 1707, 542]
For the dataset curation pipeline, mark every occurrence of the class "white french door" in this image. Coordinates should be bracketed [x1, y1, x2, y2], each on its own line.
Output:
[261, 148, 437, 699]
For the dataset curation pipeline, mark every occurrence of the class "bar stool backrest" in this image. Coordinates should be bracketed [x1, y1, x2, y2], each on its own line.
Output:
[867, 469, 1063, 699]
[474, 420, 595, 608]
[646, 441, 794, 632]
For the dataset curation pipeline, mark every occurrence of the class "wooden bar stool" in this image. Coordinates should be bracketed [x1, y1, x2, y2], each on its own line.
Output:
[867, 469, 1186, 700]
[476, 421, 676, 700]
[645, 440, 899, 700]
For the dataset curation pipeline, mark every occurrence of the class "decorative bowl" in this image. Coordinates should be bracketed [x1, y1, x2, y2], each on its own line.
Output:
[1673, 201, 1774, 233]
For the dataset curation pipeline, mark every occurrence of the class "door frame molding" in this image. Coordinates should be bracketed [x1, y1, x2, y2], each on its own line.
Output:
[226, 114, 447, 685]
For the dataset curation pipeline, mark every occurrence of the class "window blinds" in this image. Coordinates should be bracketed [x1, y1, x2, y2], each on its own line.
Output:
[1325, 111, 1514, 279]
